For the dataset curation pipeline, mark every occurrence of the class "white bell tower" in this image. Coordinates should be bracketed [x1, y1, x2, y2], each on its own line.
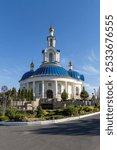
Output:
[47, 26, 56, 47]
[42, 27, 61, 65]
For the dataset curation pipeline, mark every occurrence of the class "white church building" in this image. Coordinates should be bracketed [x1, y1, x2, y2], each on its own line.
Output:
[19, 27, 84, 101]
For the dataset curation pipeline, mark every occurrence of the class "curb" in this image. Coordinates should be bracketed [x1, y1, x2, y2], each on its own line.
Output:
[0, 112, 100, 126]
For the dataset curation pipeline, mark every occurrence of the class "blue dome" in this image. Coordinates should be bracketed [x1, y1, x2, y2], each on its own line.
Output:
[68, 69, 84, 81]
[20, 70, 34, 81]
[34, 65, 68, 76]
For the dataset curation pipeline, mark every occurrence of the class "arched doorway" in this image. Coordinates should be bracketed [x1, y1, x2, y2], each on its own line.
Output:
[46, 89, 53, 99]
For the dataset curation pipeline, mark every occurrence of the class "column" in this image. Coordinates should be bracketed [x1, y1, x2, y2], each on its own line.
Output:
[27, 82, 29, 90]
[42, 80, 44, 99]
[72, 83, 75, 98]
[65, 81, 67, 92]
[33, 81, 35, 98]
[55, 80, 58, 98]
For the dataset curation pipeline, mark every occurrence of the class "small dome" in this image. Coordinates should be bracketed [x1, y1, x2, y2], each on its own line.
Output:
[20, 70, 34, 81]
[30, 61, 34, 68]
[68, 69, 84, 81]
[34, 65, 68, 76]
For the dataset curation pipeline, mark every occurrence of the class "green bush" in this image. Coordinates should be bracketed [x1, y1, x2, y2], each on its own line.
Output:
[14, 114, 26, 121]
[74, 106, 81, 113]
[0, 116, 9, 122]
[93, 107, 99, 112]
[47, 110, 56, 116]
[0, 112, 3, 116]
[82, 106, 93, 112]
[79, 110, 85, 115]
[54, 109, 64, 115]
[61, 90, 68, 101]
[63, 106, 78, 116]
[45, 115, 64, 120]
[51, 115, 64, 120]
[5, 108, 17, 120]
[36, 106, 45, 118]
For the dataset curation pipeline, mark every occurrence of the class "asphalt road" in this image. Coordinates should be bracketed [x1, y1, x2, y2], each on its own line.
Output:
[0, 114, 100, 150]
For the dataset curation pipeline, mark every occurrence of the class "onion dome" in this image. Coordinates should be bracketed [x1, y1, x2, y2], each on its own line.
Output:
[68, 61, 73, 70]
[30, 61, 34, 70]
[68, 69, 84, 81]
[49, 26, 54, 33]
[20, 70, 34, 81]
[34, 65, 68, 76]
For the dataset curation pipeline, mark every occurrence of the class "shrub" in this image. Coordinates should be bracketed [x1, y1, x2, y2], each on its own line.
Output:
[5, 108, 17, 120]
[93, 107, 99, 112]
[80, 87, 89, 100]
[61, 90, 68, 101]
[51, 115, 64, 120]
[79, 110, 85, 115]
[63, 106, 78, 116]
[74, 106, 81, 113]
[82, 106, 93, 112]
[14, 114, 26, 121]
[55, 109, 64, 115]
[36, 106, 45, 118]
[95, 102, 100, 109]
[0, 112, 3, 116]
[47, 110, 56, 116]
[0, 116, 9, 122]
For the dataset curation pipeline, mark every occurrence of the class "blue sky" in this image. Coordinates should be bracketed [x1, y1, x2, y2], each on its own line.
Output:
[0, 0, 100, 95]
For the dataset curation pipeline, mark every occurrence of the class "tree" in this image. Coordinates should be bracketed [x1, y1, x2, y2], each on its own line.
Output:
[61, 90, 68, 101]
[20, 89, 25, 105]
[30, 89, 33, 101]
[27, 90, 31, 101]
[18, 89, 21, 99]
[36, 106, 44, 118]
[91, 93, 95, 101]
[11, 88, 16, 100]
[80, 87, 89, 100]
[24, 89, 28, 100]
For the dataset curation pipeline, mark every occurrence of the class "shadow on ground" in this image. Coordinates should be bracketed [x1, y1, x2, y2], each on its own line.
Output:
[27, 117, 100, 136]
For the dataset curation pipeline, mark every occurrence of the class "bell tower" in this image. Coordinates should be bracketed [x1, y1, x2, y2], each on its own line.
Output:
[47, 26, 56, 47]
[42, 27, 60, 65]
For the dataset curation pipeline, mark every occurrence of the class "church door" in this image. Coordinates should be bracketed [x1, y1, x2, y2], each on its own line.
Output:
[46, 90, 53, 99]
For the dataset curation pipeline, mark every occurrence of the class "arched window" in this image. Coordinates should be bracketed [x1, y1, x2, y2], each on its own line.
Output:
[58, 83, 61, 94]
[50, 39, 53, 46]
[76, 87, 79, 96]
[49, 52, 53, 62]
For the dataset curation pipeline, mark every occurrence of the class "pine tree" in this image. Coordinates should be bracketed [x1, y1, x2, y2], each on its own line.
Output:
[11, 87, 16, 99]
[27, 90, 31, 101]
[91, 94, 95, 101]
[18, 89, 21, 99]
[30, 89, 33, 101]
[61, 90, 68, 101]
[20, 89, 25, 105]
[80, 87, 89, 100]
[24, 89, 28, 100]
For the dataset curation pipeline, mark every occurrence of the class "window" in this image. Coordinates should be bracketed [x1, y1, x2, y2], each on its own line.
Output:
[49, 52, 53, 62]
[48, 83, 52, 87]
[76, 87, 79, 96]
[58, 83, 61, 94]
[50, 39, 53, 46]
[39, 83, 42, 95]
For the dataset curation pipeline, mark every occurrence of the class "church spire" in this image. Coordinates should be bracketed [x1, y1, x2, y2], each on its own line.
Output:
[30, 61, 34, 71]
[49, 26, 54, 36]
[68, 61, 73, 70]
[47, 26, 56, 47]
